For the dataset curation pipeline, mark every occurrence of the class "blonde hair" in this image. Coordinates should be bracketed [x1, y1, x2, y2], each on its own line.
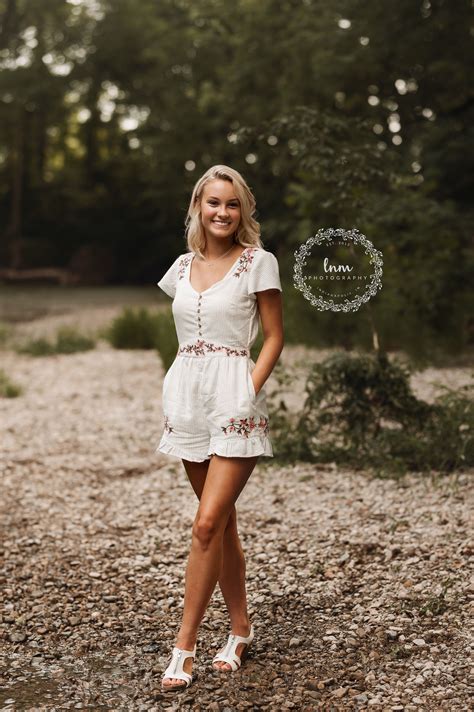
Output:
[184, 165, 263, 258]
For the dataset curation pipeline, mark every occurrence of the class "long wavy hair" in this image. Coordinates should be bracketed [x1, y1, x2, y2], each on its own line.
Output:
[185, 165, 263, 258]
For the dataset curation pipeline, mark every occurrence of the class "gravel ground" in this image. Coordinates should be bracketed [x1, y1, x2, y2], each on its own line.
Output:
[1, 317, 473, 711]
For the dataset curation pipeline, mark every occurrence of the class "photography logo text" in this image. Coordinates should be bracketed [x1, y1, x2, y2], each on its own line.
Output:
[294, 228, 383, 312]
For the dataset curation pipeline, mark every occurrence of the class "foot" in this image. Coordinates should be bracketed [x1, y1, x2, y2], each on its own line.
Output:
[213, 622, 251, 671]
[162, 636, 195, 689]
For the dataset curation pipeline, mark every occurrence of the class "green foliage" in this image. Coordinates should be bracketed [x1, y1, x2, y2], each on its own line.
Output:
[105, 307, 160, 349]
[17, 337, 55, 356]
[417, 584, 452, 617]
[268, 351, 473, 475]
[54, 326, 96, 353]
[0, 322, 14, 349]
[17, 327, 95, 356]
[0, 0, 471, 356]
[0, 368, 22, 397]
[103, 306, 178, 370]
[154, 310, 179, 371]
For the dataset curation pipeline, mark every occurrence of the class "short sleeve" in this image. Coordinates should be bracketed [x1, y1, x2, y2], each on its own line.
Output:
[247, 250, 282, 296]
[156, 256, 180, 298]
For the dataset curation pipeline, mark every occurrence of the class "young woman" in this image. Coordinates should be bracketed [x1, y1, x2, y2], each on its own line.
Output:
[155, 165, 284, 692]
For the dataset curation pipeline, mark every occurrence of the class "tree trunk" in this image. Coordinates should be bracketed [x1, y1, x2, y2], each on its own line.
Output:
[4, 109, 24, 269]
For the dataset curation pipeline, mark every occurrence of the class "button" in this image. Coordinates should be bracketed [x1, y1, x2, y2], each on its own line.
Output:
[197, 309, 200, 313]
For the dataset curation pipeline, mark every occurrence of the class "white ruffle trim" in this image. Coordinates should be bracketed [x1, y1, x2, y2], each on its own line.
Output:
[155, 434, 274, 461]
[155, 439, 211, 462]
[207, 434, 273, 458]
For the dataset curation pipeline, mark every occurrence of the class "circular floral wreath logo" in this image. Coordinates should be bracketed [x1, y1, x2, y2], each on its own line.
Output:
[294, 228, 383, 313]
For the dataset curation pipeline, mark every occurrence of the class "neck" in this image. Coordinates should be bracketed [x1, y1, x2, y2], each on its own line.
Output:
[202, 238, 237, 260]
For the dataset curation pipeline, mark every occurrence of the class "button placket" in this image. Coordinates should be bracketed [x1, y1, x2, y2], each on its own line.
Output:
[197, 295, 203, 336]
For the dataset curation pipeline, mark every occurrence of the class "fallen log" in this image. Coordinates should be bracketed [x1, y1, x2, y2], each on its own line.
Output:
[0, 267, 81, 285]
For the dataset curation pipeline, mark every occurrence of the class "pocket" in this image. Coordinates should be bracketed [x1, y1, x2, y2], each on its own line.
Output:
[162, 362, 174, 399]
[247, 363, 257, 401]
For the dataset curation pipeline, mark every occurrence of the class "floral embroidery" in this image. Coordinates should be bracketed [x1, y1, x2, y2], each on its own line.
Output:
[221, 415, 269, 438]
[177, 253, 193, 280]
[178, 340, 250, 357]
[233, 247, 258, 278]
[164, 414, 174, 434]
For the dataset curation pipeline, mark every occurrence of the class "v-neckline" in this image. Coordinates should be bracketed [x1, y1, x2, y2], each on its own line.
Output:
[188, 247, 250, 296]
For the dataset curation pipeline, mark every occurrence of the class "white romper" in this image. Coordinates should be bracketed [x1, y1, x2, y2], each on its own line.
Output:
[155, 246, 282, 462]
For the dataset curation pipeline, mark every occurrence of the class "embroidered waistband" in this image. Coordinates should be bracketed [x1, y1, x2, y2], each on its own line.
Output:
[177, 340, 250, 357]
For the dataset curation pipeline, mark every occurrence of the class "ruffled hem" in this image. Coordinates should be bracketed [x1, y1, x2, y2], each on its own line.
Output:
[207, 435, 274, 458]
[155, 434, 274, 461]
[155, 439, 211, 463]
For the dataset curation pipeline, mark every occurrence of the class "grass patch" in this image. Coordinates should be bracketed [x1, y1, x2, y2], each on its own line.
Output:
[0, 321, 15, 349]
[16, 326, 96, 356]
[0, 368, 22, 397]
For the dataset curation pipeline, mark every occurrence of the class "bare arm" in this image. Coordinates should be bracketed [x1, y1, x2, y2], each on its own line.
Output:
[251, 289, 284, 395]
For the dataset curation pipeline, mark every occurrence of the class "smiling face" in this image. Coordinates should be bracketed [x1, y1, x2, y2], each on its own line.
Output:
[200, 179, 241, 242]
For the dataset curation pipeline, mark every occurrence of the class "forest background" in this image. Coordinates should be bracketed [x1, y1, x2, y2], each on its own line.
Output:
[0, 0, 472, 360]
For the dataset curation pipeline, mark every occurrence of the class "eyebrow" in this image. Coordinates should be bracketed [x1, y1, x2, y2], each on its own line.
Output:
[207, 196, 240, 202]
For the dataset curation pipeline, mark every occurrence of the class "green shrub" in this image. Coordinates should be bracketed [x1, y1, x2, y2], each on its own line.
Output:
[0, 322, 14, 349]
[154, 310, 179, 371]
[269, 350, 473, 475]
[17, 337, 56, 356]
[103, 306, 178, 370]
[105, 307, 160, 349]
[54, 326, 95, 353]
[0, 368, 22, 397]
[16, 326, 95, 356]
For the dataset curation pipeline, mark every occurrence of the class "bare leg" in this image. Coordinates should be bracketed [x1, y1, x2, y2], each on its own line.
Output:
[213, 507, 252, 669]
[183, 459, 252, 670]
[162, 454, 258, 688]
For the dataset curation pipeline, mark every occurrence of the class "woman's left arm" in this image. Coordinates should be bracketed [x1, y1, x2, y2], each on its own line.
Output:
[251, 290, 284, 395]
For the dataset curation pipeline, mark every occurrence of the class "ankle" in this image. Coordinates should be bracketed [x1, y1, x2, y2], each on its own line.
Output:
[175, 631, 197, 651]
[230, 617, 251, 635]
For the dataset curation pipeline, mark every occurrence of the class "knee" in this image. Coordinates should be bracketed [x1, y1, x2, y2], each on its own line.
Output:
[192, 515, 221, 549]
[224, 508, 237, 533]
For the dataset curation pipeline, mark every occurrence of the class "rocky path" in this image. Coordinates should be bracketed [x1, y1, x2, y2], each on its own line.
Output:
[1, 341, 473, 711]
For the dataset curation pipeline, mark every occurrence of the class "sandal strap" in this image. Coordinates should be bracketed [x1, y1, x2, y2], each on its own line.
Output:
[162, 670, 191, 685]
[212, 625, 254, 670]
[162, 645, 196, 683]
[224, 624, 254, 646]
[212, 650, 241, 671]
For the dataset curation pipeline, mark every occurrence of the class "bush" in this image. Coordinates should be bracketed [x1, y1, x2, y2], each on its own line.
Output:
[17, 326, 95, 356]
[17, 337, 56, 356]
[103, 306, 178, 370]
[154, 310, 179, 371]
[0, 322, 14, 349]
[0, 368, 22, 397]
[269, 350, 473, 476]
[54, 326, 96, 353]
[104, 307, 160, 349]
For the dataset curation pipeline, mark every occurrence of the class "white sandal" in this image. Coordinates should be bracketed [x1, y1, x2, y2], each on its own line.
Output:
[161, 643, 196, 692]
[212, 624, 254, 672]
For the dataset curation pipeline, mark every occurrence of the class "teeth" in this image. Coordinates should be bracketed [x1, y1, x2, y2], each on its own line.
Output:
[213, 221, 230, 225]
